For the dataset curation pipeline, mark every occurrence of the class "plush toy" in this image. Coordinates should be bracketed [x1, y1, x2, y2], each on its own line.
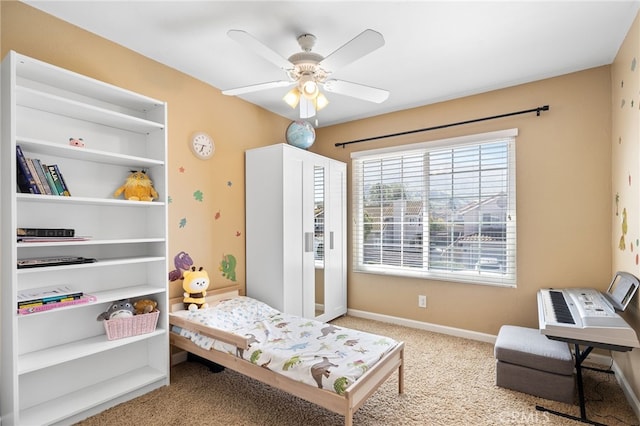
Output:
[96, 299, 135, 321]
[114, 170, 159, 201]
[133, 299, 158, 315]
[69, 137, 85, 147]
[182, 266, 210, 311]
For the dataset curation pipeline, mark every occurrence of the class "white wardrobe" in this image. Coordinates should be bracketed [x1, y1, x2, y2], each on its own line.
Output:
[245, 143, 346, 323]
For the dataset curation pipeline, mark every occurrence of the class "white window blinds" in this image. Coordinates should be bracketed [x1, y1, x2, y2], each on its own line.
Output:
[352, 129, 517, 286]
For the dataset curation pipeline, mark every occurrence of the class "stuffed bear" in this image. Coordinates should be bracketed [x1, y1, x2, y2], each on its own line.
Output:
[133, 299, 158, 315]
[96, 299, 135, 320]
[114, 170, 159, 201]
[182, 266, 210, 311]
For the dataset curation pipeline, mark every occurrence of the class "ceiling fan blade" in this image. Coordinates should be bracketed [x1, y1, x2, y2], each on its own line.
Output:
[222, 80, 293, 96]
[227, 29, 293, 70]
[319, 29, 385, 71]
[323, 79, 389, 103]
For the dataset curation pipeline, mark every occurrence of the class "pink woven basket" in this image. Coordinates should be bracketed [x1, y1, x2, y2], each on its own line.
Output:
[103, 310, 160, 340]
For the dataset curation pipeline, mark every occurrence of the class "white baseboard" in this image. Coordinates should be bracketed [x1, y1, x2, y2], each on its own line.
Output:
[347, 308, 497, 344]
[612, 358, 640, 420]
[346, 308, 640, 418]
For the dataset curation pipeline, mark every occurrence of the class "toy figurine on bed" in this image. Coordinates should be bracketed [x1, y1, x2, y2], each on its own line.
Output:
[182, 266, 210, 311]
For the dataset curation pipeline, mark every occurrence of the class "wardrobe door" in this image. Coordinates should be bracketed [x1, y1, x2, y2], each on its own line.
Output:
[296, 153, 316, 319]
[317, 160, 347, 322]
[312, 162, 327, 319]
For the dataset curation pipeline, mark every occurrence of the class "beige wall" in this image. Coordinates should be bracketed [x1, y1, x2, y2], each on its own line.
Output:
[611, 11, 640, 402]
[1, 1, 291, 300]
[3, 0, 639, 404]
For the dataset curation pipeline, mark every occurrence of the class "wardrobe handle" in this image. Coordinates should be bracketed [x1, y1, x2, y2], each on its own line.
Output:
[304, 232, 314, 252]
[330, 231, 334, 250]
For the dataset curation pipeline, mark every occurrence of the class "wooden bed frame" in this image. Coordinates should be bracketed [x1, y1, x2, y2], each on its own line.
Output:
[168, 285, 405, 426]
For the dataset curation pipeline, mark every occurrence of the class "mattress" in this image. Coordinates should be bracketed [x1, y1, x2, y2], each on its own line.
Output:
[171, 296, 399, 394]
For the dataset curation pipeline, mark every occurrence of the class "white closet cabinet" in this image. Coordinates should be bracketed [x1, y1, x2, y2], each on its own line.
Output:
[246, 143, 346, 323]
[0, 51, 169, 425]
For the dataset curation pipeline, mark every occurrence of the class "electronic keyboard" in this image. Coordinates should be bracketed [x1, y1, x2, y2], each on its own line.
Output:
[537, 287, 639, 350]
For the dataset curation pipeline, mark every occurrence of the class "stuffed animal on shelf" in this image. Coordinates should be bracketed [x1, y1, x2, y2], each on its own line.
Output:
[69, 137, 85, 147]
[182, 266, 210, 311]
[113, 170, 159, 201]
[96, 299, 135, 320]
[133, 299, 158, 315]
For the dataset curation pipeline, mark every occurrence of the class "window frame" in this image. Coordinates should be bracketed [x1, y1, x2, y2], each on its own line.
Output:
[351, 129, 517, 287]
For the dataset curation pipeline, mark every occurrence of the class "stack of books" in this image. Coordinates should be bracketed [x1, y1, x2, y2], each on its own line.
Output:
[16, 145, 71, 196]
[17, 256, 97, 269]
[17, 285, 96, 315]
[16, 227, 90, 243]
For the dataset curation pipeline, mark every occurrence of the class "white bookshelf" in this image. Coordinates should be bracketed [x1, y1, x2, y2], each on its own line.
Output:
[1, 51, 169, 425]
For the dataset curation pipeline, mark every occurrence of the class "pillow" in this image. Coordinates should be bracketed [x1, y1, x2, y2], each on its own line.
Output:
[178, 296, 279, 331]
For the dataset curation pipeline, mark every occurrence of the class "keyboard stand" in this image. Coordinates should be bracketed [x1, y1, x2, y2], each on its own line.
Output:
[535, 339, 633, 426]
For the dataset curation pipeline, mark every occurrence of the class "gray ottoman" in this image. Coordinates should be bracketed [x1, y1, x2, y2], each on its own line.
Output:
[494, 325, 575, 403]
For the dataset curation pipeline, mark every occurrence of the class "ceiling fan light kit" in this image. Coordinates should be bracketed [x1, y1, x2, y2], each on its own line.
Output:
[283, 88, 300, 108]
[301, 79, 318, 99]
[283, 88, 329, 119]
[223, 28, 390, 120]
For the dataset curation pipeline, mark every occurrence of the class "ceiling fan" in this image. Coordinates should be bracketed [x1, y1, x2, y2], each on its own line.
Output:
[222, 29, 390, 119]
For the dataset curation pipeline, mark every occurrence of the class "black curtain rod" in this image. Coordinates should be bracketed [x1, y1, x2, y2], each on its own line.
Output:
[335, 104, 550, 148]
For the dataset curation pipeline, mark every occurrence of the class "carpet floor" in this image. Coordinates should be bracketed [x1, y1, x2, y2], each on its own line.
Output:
[76, 316, 639, 425]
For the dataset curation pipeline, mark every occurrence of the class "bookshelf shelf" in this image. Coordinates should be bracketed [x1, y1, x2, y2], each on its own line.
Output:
[91, 284, 166, 302]
[17, 237, 166, 248]
[16, 256, 166, 274]
[17, 86, 164, 134]
[17, 193, 167, 206]
[16, 51, 160, 113]
[1, 51, 169, 425]
[19, 367, 166, 426]
[18, 330, 165, 375]
[14, 285, 165, 320]
[16, 136, 165, 167]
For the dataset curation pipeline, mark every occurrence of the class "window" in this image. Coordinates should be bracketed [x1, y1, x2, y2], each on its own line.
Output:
[352, 129, 517, 286]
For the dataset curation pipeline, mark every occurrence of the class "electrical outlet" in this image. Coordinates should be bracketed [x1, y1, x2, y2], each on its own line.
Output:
[418, 295, 427, 308]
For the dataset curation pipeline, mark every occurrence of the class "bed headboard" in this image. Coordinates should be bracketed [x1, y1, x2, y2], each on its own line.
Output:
[169, 284, 243, 313]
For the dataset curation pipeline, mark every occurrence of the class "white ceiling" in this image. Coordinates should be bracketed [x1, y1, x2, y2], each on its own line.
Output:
[23, 1, 640, 127]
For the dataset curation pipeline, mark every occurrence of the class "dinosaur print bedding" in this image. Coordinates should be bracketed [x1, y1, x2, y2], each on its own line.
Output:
[171, 296, 399, 395]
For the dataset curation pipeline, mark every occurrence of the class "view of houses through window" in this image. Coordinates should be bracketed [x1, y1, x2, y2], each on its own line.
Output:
[352, 130, 516, 286]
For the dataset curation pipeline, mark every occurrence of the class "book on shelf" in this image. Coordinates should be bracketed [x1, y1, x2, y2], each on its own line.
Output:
[17, 294, 96, 315]
[41, 163, 60, 195]
[26, 158, 47, 194]
[18, 293, 83, 308]
[16, 167, 35, 194]
[17, 256, 97, 269]
[17, 284, 82, 305]
[17, 236, 91, 243]
[32, 158, 53, 195]
[15, 145, 40, 194]
[47, 164, 71, 196]
[17, 228, 75, 237]
[54, 164, 72, 196]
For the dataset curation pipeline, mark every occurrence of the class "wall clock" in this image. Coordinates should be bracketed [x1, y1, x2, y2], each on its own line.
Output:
[190, 132, 215, 160]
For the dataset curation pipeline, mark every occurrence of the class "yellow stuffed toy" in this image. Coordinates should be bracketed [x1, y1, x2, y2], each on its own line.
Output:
[114, 170, 159, 201]
[182, 266, 210, 311]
